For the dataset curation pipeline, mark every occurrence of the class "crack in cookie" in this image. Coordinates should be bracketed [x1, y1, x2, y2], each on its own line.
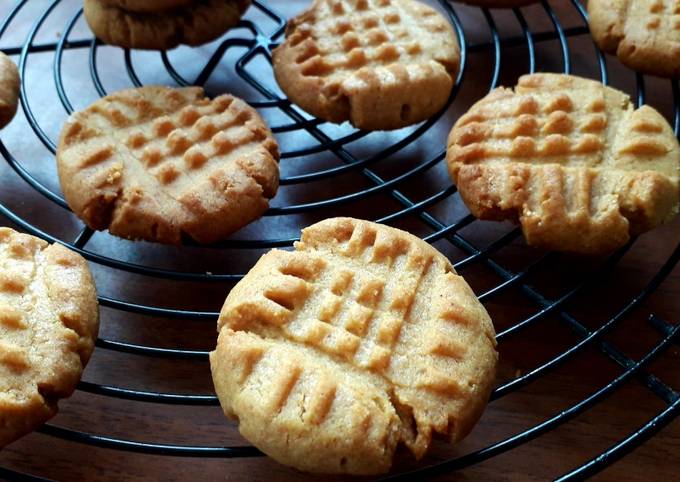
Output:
[210, 218, 497, 475]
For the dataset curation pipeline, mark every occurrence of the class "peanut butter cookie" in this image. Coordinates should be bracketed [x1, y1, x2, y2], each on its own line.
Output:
[272, 0, 460, 130]
[589, 0, 680, 78]
[211, 218, 497, 474]
[57, 86, 279, 245]
[83, 0, 251, 50]
[447, 73, 680, 254]
[0, 228, 99, 448]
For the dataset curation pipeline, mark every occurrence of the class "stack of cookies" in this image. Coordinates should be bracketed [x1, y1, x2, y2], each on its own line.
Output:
[83, 0, 252, 50]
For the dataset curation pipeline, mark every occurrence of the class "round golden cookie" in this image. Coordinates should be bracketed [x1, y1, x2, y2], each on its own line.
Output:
[210, 217, 498, 475]
[272, 0, 460, 131]
[0, 228, 99, 448]
[454, 0, 539, 7]
[447, 73, 680, 255]
[99, 0, 194, 13]
[589, 0, 680, 78]
[56, 86, 280, 245]
[0, 52, 19, 129]
[83, 0, 251, 50]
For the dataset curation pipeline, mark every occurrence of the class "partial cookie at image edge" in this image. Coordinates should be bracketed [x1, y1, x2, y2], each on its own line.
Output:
[83, 0, 251, 50]
[0, 52, 19, 129]
[56, 85, 280, 245]
[0, 227, 99, 448]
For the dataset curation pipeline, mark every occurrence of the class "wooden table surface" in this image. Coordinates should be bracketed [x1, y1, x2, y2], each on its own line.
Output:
[1, 1, 679, 481]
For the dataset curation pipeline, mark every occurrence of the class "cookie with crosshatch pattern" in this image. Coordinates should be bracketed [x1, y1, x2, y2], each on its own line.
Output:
[588, 0, 680, 78]
[0, 228, 99, 448]
[0, 52, 19, 129]
[210, 218, 498, 475]
[56, 85, 279, 245]
[83, 0, 251, 50]
[447, 73, 680, 255]
[272, 0, 460, 131]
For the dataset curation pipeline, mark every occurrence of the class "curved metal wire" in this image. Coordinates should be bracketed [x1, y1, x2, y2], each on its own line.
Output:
[514, 8, 535, 74]
[570, 0, 608, 83]
[36, 425, 263, 458]
[481, 8, 501, 89]
[0, 466, 50, 482]
[17, 0, 61, 153]
[543, 0, 571, 74]
[53, 8, 81, 114]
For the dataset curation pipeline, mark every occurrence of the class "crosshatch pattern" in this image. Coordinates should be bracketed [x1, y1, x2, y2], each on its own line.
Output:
[447, 73, 680, 254]
[58, 86, 279, 244]
[0, 0, 679, 480]
[215, 218, 497, 466]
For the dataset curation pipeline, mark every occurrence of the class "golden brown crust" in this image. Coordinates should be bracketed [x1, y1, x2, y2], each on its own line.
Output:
[588, 0, 680, 78]
[210, 217, 498, 475]
[0, 52, 19, 129]
[83, 0, 251, 50]
[447, 73, 680, 255]
[272, 0, 460, 131]
[0, 228, 99, 448]
[99, 0, 193, 13]
[56, 85, 280, 245]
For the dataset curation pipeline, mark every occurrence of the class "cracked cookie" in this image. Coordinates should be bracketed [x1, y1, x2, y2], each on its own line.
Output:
[210, 217, 498, 474]
[56, 85, 279, 245]
[0, 228, 99, 448]
[272, 0, 460, 130]
[447, 73, 680, 254]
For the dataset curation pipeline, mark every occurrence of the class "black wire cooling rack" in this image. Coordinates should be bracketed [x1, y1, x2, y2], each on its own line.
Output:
[1, 0, 679, 480]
